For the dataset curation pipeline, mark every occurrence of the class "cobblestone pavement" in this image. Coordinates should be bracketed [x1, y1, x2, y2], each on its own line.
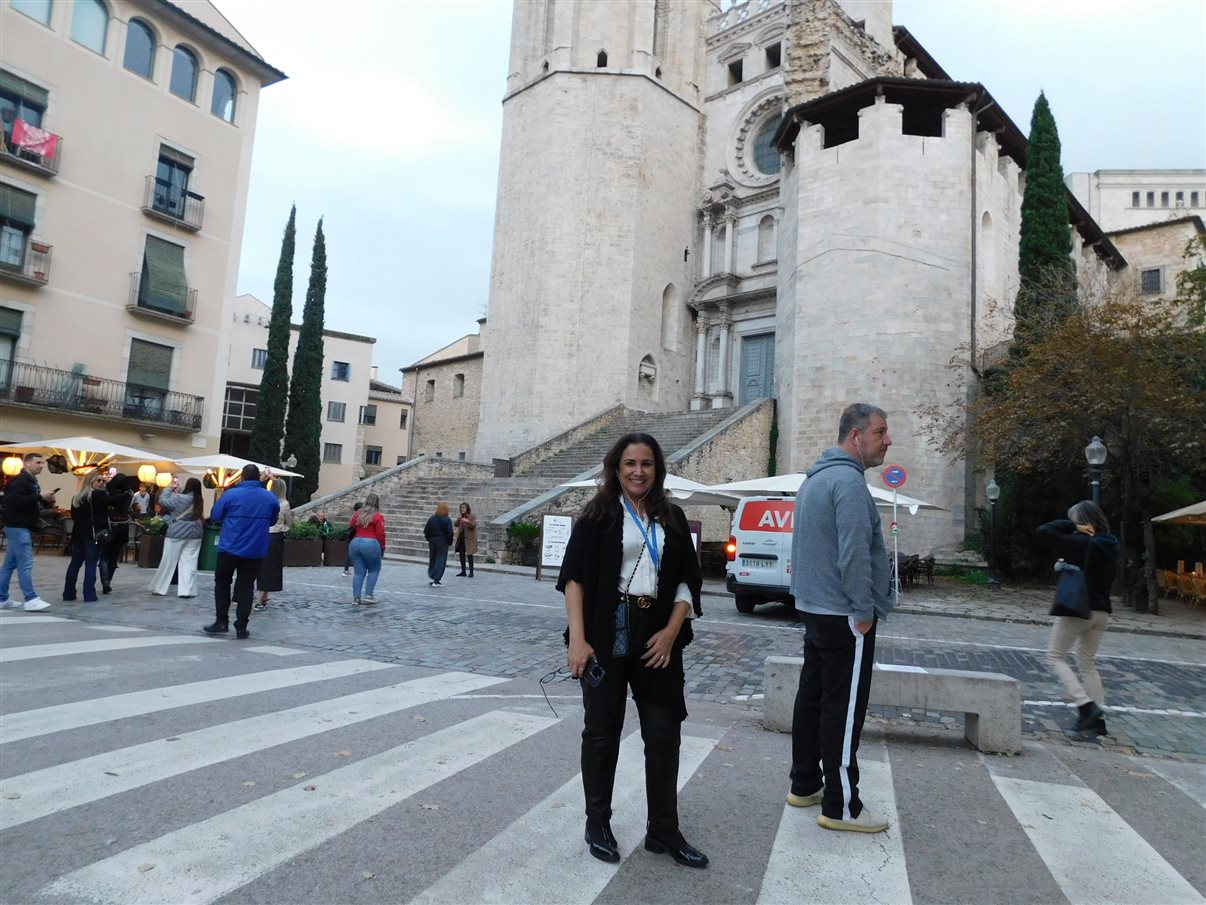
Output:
[25, 551, 1206, 760]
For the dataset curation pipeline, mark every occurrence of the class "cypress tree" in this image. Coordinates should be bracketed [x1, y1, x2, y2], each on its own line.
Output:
[1012, 92, 1075, 354]
[247, 205, 296, 466]
[282, 219, 327, 505]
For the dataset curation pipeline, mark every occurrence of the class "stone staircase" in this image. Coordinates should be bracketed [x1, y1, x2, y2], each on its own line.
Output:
[377, 407, 739, 560]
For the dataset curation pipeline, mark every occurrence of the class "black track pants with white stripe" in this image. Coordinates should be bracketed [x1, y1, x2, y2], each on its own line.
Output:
[790, 612, 878, 821]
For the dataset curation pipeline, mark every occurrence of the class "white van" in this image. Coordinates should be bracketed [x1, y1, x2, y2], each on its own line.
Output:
[724, 496, 794, 613]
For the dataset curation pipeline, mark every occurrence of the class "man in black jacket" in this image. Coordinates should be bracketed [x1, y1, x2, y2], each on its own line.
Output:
[1, 453, 56, 611]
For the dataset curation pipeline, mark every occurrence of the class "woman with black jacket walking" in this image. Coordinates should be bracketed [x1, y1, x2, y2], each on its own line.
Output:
[63, 472, 112, 602]
[1037, 500, 1120, 734]
[556, 432, 707, 869]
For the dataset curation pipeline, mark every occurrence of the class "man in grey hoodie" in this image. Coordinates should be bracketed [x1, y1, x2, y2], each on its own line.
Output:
[787, 403, 893, 833]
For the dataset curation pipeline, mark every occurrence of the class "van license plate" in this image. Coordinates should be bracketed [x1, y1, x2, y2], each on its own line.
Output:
[741, 557, 774, 569]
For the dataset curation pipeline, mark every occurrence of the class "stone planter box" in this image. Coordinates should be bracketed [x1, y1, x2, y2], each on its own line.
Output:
[283, 538, 323, 567]
[322, 539, 349, 567]
[137, 534, 164, 568]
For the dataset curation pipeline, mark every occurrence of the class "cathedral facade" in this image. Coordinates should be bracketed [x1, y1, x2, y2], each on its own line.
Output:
[472, 0, 1122, 552]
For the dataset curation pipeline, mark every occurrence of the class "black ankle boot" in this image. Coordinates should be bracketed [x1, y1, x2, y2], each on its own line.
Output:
[1075, 701, 1105, 732]
[585, 818, 620, 863]
[644, 826, 709, 868]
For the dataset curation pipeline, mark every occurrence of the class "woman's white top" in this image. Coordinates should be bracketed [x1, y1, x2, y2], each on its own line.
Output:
[617, 506, 693, 616]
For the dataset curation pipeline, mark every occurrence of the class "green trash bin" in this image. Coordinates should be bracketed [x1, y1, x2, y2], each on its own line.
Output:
[198, 522, 221, 572]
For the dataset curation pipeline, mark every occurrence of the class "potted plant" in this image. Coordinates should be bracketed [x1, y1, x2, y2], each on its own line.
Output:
[136, 516, 167, 568]
[323, 524, 350, 567]
[506, 518, 541, 567]
[282, 520, 323, 566]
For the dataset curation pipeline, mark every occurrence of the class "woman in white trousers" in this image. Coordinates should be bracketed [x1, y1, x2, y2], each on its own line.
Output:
[149, 477, 205, 598]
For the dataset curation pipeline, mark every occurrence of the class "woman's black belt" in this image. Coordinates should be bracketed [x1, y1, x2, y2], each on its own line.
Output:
[621, 592, 655, 609]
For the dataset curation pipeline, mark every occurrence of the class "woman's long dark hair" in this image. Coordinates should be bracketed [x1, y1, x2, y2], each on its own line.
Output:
[182, 478, 203, 521]
[580, 432, 674, 528]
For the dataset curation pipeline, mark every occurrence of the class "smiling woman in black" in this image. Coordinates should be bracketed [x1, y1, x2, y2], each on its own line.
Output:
[557, 432, 706, 868]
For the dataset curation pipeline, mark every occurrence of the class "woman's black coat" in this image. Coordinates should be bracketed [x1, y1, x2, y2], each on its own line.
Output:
[1037, 520, 1120, 614]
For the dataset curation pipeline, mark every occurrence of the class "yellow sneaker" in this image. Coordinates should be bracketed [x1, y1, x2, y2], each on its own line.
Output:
[817, 810, 888, 833]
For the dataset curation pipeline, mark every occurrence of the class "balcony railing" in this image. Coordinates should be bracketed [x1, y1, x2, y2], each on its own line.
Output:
[0, 361, 204, 431]
[0, 119, 62, 176]
[127, 273, 197, 324]
[141, 176, 204, 231]
[0, 240, 51, 286]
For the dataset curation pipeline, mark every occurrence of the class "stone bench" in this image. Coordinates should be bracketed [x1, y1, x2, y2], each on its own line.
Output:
[763, 656, 1022, 755]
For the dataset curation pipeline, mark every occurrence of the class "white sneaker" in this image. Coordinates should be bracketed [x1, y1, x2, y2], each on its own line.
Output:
[786, 789, 823, 808]
[817, 809, 888, 834]
[23, 597, 51, 612]
[0, 598, 19, 609]
[361, 595, 377, 604]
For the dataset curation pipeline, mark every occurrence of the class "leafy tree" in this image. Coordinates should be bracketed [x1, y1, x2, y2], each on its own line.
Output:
[920, 279, 1206, 612]
[1175, 234, 1206, 326]
[1012, 93, 1075, 354]
[247, 206, 296, 466]
[282, 219, 327, 506]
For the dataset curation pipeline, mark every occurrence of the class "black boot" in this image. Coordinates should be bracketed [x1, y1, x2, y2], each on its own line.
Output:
[585, 818, 620, 863]
[644, 825, 709, 868]
[203, 621, 229, 634]
[1075, 701, 1105, 732]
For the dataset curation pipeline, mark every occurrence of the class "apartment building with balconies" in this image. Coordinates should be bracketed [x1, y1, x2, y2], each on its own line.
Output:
[0, 0, 283, 457]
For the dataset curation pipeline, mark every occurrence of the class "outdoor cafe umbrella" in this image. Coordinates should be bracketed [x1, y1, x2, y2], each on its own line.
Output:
[558, 473, 740, 508]
[0, 436, 178, 475]
[705, 473, 945, 515]
[175, 454, 303, 489]
[1151, 500, 1206, 527]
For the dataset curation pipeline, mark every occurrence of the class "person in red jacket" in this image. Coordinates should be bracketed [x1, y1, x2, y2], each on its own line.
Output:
[348, 493, 386, 604]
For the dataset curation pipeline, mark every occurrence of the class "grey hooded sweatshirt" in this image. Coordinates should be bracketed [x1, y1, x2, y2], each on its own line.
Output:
[789, 448, 892, 623]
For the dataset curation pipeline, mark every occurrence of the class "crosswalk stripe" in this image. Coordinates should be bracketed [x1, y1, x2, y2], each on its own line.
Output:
[0, 658, 398, 744]
[0, 636, 217, 662]
[0, 670, 506, 829]
[43, 709, 559, 905]
[408, 730, 717, 905]
[0, 615, 70, 625]
[1141, 759, 1206, 810]
[756, 743, 911, 904]
[991, 774, 1204, 904]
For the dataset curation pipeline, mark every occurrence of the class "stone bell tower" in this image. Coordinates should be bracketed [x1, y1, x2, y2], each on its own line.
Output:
[474, 1, 710, 461]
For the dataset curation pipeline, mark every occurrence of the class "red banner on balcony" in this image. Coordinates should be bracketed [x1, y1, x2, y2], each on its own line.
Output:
[11, 119, 58, 158]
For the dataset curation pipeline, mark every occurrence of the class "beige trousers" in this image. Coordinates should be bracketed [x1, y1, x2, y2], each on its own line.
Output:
[1045, 611, 1109, 706]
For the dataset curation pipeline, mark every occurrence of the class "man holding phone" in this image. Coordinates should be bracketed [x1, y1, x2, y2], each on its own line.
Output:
[0, 453, 55, 611]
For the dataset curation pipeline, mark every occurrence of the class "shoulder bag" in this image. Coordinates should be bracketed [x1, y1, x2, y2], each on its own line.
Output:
[1050, 540, 1092, 619]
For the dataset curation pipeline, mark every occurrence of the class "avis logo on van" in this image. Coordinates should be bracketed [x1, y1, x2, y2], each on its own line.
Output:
[738, 500, 793, 533]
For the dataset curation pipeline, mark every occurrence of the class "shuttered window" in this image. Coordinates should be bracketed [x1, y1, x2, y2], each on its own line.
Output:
[0, 71, 49, 109]
[127, 339, 172, 391]
[139, 235, 187, 314]
[0, 306, 22, 336]
[0, 184, 37, 229]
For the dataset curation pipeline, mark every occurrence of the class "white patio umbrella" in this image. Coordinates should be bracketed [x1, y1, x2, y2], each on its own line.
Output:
[558, 473, 740, 508]
[704, 473, 944, 515]
[1152, 500, 1206, 527]
[0, 436, 178, 475]
[175, 454, 303, 489]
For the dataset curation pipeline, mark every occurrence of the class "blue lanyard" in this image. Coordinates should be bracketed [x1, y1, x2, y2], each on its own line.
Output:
[622, 498, 660, 572]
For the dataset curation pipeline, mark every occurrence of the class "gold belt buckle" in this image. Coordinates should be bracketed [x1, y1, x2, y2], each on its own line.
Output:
[636, 595, 653, 609]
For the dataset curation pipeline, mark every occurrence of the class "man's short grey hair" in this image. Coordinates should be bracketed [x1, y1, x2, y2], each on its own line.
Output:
[837, 403, 887, 443]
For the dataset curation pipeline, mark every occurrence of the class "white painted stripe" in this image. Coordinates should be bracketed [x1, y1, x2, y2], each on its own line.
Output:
[991, 775, 1203, 904]
[0, 636, 216, 662]
[0, 615, 70, 624]
[88, 625, 150, 633]
[1, 659, 398, 744]
[1023, 700, 1206, 719]
[409, 731, 716, 905]
[0, 670, 505, 829]
[44, 710, 558, 905]
[1141, 759, 1206, 810]
[242, 646, 302, 656]
[839, 618, 865, 820]
[758, 746, 910, 905]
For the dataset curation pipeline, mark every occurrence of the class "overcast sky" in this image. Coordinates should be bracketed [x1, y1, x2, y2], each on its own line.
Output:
[217, 0, 1206, 385]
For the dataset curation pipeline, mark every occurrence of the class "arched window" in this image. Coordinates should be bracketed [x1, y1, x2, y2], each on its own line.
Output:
[123, 18, 156, 79]
[752, 114, 783, 176]
[169, 45, 198, 101]
[596, 50, 608, 68]
[10, 0, 52, 26]
[211, 69, 236, 122]
[70, 0, 108, 55]
[660, 283, 678, 352]
[638, 355, 657, 399]
[757, 215, 775, 262]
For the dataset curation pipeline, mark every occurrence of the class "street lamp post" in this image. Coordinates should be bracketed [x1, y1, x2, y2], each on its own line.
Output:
[1084, 435, 1107, 504]
[985, 478, 1001, 590]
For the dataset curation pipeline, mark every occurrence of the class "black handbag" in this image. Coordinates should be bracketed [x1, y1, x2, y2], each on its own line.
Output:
[1051, 543, 1092, 619]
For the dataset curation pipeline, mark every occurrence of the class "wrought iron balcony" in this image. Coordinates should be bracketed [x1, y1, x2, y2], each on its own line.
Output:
[0, 119, 61, 176]
[141, 176, 204, 231]
[0, 361, 204, 431]
[127, 273, 197, 324]
[0, 240, 51, 286]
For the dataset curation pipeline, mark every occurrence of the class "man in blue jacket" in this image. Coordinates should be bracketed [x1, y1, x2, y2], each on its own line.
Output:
[787, 403, 893, 834]
[205, 464, 279, 639]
